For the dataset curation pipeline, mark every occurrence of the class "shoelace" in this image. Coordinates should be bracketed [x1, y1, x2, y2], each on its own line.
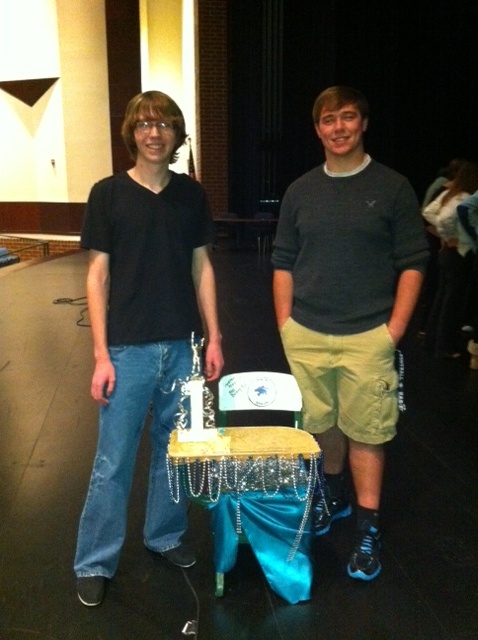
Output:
[313, 498, 330, 516]
[358, 527, 378, 556]
[356, 528, 379, 556]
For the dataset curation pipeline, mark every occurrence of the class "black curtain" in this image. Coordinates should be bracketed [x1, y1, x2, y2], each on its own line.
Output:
[228, 0, 478, 214]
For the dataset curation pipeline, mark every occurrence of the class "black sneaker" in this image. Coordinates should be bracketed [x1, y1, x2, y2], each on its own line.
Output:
[313, 496, 352, 536]
[160, 543, 196, 568]
[347, 525, 382, 581]
[77, 576, 106, 606]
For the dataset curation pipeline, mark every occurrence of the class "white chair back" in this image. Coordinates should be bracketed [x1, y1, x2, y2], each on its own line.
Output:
[218, 371, 302, 416]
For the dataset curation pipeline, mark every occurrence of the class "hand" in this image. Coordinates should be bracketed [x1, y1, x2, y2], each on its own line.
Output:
[277, 316, 290, 331]
[203, 340, 224, 381]
[386, 323, 404, 347]
[91, 358, 116, 405]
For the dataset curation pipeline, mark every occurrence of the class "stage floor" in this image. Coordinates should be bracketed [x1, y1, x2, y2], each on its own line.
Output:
[0, 249, 477, 639]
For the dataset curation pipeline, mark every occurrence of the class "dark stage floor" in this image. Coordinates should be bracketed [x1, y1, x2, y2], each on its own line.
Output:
[0, 248, 477, 640]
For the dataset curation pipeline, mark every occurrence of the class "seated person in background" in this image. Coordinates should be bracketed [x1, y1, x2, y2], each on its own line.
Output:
[417, 158, 467, 335]
[457, 189, 478, 369]
[421, 157, 467, 209]
[422, 162, 478, 358]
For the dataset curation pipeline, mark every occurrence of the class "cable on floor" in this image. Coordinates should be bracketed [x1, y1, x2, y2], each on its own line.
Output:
[52, 296, 90, 327]
[180, 567, 200, 639]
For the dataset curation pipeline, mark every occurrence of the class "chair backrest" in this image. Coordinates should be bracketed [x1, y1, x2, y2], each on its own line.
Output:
[217, 371, 302, 429]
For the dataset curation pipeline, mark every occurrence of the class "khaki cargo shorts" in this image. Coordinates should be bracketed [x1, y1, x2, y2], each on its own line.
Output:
[280, 318, 399, 445]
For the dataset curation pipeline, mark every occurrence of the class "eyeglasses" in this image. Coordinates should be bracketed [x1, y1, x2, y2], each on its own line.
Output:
[135, 120, 174, 133]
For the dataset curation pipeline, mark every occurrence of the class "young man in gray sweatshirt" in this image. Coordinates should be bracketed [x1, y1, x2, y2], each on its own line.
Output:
[272, 86, 428, 581]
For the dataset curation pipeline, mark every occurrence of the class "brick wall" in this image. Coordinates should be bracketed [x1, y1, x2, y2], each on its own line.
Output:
[48, 240, 81, 256]
[0, 236, 81, 262]
[196, 1, 229, 216]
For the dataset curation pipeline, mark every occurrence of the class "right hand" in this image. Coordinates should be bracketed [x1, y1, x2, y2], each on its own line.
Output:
[91, 358, 116, 405]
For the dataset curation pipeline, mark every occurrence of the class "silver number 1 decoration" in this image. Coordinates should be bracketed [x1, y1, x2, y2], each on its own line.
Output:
[176, 333, 219, 443]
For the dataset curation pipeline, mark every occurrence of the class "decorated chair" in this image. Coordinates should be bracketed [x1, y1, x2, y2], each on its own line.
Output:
[207, 371, 321, 603]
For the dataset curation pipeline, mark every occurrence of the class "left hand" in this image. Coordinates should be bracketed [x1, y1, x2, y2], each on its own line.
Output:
[204, 340, 224, 381]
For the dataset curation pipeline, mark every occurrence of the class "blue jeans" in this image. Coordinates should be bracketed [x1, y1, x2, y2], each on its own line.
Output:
[74, 340, 193, 578]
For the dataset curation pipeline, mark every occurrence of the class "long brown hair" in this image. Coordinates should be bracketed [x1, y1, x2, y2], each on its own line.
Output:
[442, 160, 478, 205]
[121, 91, 187, 163]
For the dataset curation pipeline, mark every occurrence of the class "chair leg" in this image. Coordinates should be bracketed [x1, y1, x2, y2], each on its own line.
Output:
[215, 572, 225, 597]
[257, 232, 267, 255]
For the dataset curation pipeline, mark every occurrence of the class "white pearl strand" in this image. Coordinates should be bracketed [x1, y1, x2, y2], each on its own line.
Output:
[166, 451, 324, 560]
[166, 373, 326, 561]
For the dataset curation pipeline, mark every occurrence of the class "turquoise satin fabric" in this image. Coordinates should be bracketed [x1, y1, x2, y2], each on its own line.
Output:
[208, 487, 313, 604]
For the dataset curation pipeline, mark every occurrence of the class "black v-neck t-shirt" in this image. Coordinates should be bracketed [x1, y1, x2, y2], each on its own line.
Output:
[81, 171, 214, 345]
